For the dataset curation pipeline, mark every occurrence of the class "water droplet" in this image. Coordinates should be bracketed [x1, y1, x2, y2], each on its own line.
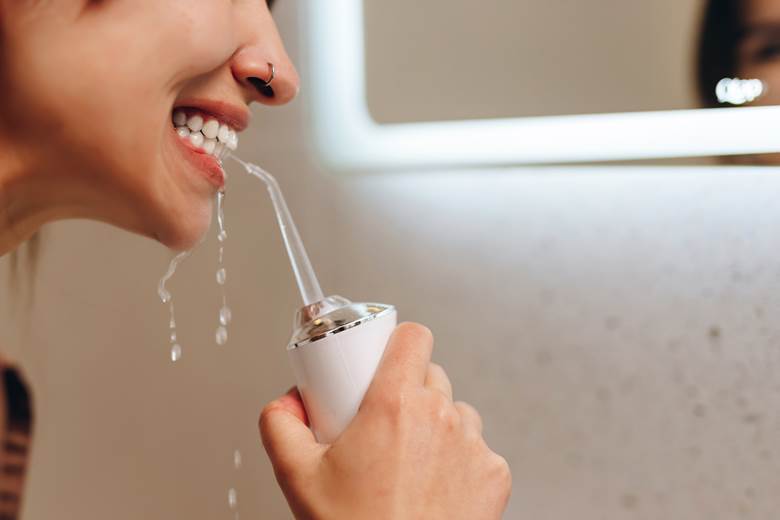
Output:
[218, 230, 228, 242]
[216, 268, 227, 285]
[158, 250, 191, 303]
[216, 326, 228, 345]
[228, 488, 237, 509]
[233, 449, 242, 469]
[170, 331, 177, 342]
[220, 306, 233, 326]
[171, 344, 182, 362]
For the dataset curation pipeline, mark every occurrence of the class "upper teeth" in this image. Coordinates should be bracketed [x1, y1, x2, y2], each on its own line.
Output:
[173, 109, 239, 159]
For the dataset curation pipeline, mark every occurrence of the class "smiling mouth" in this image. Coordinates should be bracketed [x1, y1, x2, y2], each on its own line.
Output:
[172, 108, 240, 160]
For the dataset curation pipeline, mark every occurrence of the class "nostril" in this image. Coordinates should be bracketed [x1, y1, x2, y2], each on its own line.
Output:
[248, 77, 275, 99]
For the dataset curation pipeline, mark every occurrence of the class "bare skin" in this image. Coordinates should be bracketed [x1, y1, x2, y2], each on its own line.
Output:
[0, 1, 511, 518]
[261, 323, 511, 520]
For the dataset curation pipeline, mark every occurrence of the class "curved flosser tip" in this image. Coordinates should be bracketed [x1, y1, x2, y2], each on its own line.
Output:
[228, 154, 325, 306]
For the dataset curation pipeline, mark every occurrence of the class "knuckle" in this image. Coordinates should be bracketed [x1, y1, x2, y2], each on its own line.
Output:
[455, 401, 483, 433]
[455, 400, 479, 418]
[428, 362, 445, 375]
[397, 322, 434, 344]
[257, 402, 284, 444]
[371, 390, 407, 420]
[428, 391, 459, 430]
[491, 453, 513, 494]
[258, 403, 277, 432]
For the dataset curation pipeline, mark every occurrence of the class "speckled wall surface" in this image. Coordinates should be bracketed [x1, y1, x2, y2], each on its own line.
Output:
[2, 2, 778, 519]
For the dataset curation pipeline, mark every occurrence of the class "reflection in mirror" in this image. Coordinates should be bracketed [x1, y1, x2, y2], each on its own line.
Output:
[699, 0, 780, 163]
[364, 0, 780, 164]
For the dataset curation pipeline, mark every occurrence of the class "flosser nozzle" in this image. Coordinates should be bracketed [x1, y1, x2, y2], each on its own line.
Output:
[233, 154, 397, 442]
[230, 155, 325, 306]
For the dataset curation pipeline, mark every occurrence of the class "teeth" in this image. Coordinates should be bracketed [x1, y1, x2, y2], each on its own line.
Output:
[173, 110, 187, 127]
[217, 124, 230, 143]
[189, 132, 204, 147]
[202, 119, 220, 139]
[186, 114, 204, 132]
[173, 110, 239, 160]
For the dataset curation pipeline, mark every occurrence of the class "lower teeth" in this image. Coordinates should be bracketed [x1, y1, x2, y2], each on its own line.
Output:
[175, 126, 234, 159]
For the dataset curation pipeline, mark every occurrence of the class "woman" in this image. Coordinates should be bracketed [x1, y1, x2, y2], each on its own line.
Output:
[697, 0, 780, 164]
[0, 1, 511, 518]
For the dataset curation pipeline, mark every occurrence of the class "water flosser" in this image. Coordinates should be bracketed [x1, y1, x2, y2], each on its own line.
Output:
[238, 160, 397, 443]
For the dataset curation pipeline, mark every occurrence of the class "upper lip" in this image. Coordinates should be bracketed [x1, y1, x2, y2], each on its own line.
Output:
[173, 98, 250, 132]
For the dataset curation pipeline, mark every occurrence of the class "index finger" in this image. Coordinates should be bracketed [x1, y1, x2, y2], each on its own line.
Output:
[366, 322, 434, 396]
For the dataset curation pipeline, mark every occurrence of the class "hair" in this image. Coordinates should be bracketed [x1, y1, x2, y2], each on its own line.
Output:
[695, 0, 744, 107]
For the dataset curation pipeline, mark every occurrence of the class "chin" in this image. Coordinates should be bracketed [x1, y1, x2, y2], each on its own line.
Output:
[152, 197, 214, 251]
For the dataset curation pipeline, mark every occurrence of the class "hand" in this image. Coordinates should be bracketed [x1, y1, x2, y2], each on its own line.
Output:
[259, 322, 511, 520]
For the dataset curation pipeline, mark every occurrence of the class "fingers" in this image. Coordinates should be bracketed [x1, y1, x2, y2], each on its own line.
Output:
[259, 388, 319, 480]
[276, 387, 309, 425]
[425, 363, 453, 400]
[368, 323, 434, 397]
[455, 401, 483, 436]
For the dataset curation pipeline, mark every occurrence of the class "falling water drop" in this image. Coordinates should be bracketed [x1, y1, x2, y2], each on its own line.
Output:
[233, 449, 242, 469]
[217, 190, 228, 241]
[216, 326, 228, 346]
[220, 305, 233, 326]
[228, 488, 238, 509]
[158, 250, 191, 363]
[215, 190, 232, 346]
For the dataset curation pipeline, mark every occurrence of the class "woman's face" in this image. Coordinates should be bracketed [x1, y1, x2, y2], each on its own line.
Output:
[0, 0, 298, 250]
[739, 0, 780, 103]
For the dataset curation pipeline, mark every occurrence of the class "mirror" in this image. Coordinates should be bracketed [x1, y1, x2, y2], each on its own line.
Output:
[301, 0, 780, 170]
[365, 0, 776, 120]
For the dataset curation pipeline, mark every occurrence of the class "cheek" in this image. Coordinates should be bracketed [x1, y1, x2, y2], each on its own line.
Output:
[158, 1, 237, 82]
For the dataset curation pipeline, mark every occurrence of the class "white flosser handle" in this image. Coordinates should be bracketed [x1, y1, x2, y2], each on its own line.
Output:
[287, 309, 397, 443]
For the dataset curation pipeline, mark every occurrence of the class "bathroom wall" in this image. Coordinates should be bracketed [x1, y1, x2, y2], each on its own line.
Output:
[365, 0, 703, 121]
[2, 1, 779, 519]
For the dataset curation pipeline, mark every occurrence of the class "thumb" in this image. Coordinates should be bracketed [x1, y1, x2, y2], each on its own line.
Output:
[259, 388, 320, 479]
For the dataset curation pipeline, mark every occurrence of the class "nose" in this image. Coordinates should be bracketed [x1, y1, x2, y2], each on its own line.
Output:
[231, 45, 300, 107]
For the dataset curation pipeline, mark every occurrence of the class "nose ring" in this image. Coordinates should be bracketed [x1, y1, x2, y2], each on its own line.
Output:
[264, 62, 275, 87]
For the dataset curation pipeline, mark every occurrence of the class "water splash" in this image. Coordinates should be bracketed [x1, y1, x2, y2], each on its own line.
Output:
[158, 250, 192, 362]
[215, 190, 232, 346]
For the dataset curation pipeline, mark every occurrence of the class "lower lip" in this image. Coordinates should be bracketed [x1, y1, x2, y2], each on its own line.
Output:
[171, 128, 226, 189]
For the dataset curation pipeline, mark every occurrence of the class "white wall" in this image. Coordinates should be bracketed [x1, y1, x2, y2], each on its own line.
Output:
[365, 0, 703, 121]
[1, 2, 779, 519]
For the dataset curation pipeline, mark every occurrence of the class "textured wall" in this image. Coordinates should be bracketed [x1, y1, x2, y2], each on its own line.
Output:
[1, 1, 778, 519]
